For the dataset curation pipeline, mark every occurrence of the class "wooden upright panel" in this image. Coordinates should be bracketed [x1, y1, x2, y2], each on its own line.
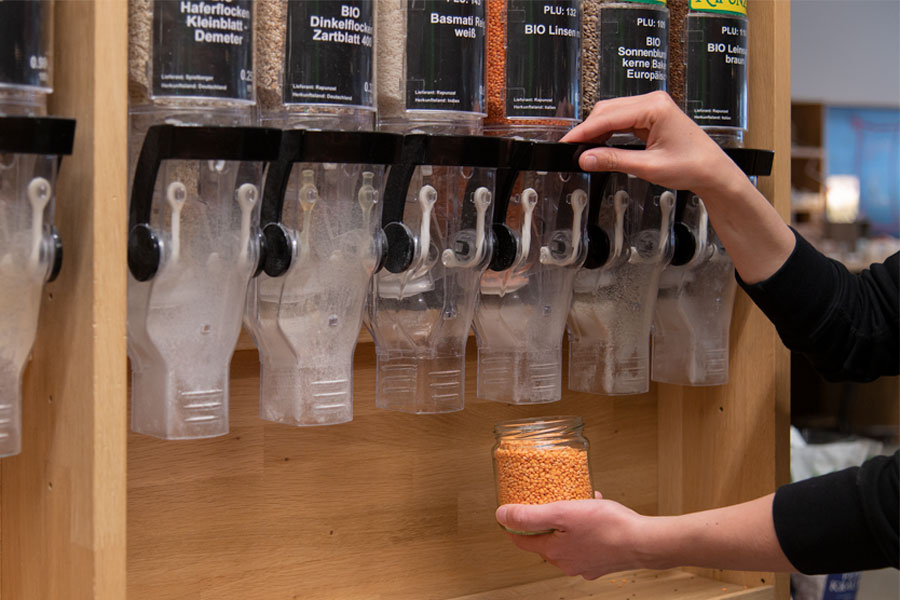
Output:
[1, 2, 128, 599]
[657, 0, 792, 591]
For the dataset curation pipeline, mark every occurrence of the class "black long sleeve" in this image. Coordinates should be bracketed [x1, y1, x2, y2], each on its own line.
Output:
[737, 230, 899, 573]
[737, 230, 899, 382]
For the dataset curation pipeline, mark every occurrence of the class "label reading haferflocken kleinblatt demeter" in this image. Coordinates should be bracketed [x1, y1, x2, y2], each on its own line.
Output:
[506, 0, 579, 119]
[0, 0, 51, 90]
[597, 5, 667, 101]
[152, 0, 254, 101]
[284, 1, 374, 107]
[685, 13, 747, 129]
[406, 0, 485, 113]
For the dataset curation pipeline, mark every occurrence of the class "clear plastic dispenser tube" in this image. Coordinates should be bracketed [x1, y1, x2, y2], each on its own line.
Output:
[366, 135, 517, 414]
[474, 143, 588, 404]
[684, 0, 748, 148]
[567, 172, 675, 395]
[651, 193, 735, 386]
[0, 0, 71, 458]
[246, 131, 400, 426]
[127, 0, 278, 439]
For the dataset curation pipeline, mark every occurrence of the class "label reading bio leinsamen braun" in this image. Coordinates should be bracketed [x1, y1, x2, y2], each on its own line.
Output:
[685, 13, 748, 129]
[152, 0, 254, 101]
[284, 1, 374, 107]
[597, 5, 667, 101]
[505, 0, 579, 119]
[406, 0, 485, 113]
[0, 0, 51, 89]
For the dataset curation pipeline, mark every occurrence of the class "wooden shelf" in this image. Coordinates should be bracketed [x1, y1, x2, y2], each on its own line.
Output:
[790, 145, 824, 160]
[450, 570, 775, 600]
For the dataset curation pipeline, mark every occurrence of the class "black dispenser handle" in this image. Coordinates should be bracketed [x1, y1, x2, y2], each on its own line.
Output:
[258, 130, 402, 278]
[127, 124, 282, 282]
[0, 116, 77, 283]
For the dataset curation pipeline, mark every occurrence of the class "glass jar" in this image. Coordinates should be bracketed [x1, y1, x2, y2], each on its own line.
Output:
[492, 416, 593, 532]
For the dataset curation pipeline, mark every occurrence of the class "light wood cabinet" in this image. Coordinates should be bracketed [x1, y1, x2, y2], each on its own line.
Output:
[2, 1, 790, 598]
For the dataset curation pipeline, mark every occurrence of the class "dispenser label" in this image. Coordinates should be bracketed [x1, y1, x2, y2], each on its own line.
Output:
[284, 1, 374, 108]
[597, 5, 667, 101]
[505, 0, 580, 119]
[405, 0, 486, 113]
[152, 0, 254, 101]
[690, 0, 747, 16]
[685, 14, 747, 129]
[0, 0, 51, 90]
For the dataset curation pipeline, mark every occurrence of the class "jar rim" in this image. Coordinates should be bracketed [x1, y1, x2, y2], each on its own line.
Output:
[493, 415, 584, 438]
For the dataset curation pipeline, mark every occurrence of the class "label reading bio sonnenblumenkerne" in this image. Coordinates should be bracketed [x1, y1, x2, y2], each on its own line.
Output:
[0, 0, 51, 90]
[406, 0, 486, 113]
[284, 1, 374, 108]
[685, 13, 747, 130]
[597, 3, 667, 101]
[152, 0, 254, 101]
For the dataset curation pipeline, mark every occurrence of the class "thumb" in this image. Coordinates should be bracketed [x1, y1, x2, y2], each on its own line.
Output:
[579, 147, 651, 180]
[496, 503, 562, 534]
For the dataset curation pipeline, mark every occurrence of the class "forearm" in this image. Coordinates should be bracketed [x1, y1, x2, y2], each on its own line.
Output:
[695, 161, 796, 285]
[636, 494, 797, 573]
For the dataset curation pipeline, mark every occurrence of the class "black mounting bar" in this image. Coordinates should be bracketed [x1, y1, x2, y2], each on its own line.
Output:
[259, 130, 402, 277]
[127, 124, 282, 282]
[0, 116, 77, 282]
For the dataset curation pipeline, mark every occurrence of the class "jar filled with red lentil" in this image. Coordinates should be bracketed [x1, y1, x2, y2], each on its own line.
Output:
[493, 416, 594, 530]
[485, 0, 582, 141]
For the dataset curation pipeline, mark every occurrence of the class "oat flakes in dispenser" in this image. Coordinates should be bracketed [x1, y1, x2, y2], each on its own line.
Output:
[493, 416, 593, 531]
[0, 0, 75, 457]
[127, 0, 280, 439]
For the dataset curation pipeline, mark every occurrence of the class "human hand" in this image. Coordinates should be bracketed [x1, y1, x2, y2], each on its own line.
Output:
[561, 91, 746, 199]
[495, 493, 654, 580]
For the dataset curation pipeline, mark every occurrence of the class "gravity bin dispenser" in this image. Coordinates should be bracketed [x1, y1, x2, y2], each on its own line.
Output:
[567, 169, 675, 396]
[0, 118, 74, 458]
[367, 134, 518, 414]
[0, 0, 74, 457]
[127, 125, 280, 440]
[245, 131, 400, 426]
[475, 142, 589, 404]
[652, 148, 773, 386]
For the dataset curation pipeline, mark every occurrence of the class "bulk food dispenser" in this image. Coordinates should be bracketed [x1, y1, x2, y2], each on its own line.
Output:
[567, 173, 674, 395]
[366, 134, 517, 414]
[0, 0, 76, 457]
[475, 143, 589, 404]
[652, 149, 772, 386]
[247, 131, 399, 426]
[127, 0, 280, 439]
[245, 2, 384, 427]
[475, 0, 586, 404]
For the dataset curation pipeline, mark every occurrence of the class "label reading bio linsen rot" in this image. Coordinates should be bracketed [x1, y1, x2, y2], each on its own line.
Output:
[152, 0, 254, 101]
[406, 0, 486, 113]
[284, 1, 374, 107]
[685, 14, 747, 130]
[505, 0, 579, 119]
[597, 5, 667, 101]
[0, 0, 51, 89]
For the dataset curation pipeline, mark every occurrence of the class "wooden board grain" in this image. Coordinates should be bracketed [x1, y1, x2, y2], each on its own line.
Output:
[1, 2, 129, 600]
[127, 340, 659, 600]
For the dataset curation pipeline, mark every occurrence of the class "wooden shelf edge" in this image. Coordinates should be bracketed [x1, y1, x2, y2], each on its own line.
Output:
[447, 569, 774, 600]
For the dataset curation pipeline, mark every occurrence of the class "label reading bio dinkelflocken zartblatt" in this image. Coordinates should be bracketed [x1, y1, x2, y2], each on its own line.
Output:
[152, 0, 254, 101]
[597, 4, 667, 101]
[685, 13, 747, 129]
[406, 0, 485, 113]
[0, 0, 51, 90]
[505, 0, 580, 119]
[284, 1, 374, 107]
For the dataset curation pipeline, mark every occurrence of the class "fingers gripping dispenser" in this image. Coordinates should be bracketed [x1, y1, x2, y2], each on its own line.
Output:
[366, 134, 518, 414]
[567, 169, 676, 396]
[0, 118, 75, 457]
[127, 126, 281, 439]
[245, 130, 401, 426]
